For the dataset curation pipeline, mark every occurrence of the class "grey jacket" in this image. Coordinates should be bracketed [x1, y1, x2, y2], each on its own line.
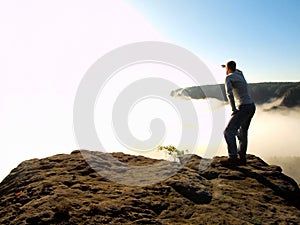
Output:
[225, 71, 253, 111]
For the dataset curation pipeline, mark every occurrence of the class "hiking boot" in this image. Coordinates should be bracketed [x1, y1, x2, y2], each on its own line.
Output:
[239, 158, 247, 166]
[220, 157, 241, 166]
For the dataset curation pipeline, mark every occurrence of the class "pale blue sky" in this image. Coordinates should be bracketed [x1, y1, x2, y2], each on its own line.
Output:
[128, 0, 300, 82]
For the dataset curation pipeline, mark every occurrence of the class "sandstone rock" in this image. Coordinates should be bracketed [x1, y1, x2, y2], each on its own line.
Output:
[0, 150, 299, 224]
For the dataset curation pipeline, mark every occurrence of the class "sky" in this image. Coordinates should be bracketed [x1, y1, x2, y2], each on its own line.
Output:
[0, 0, 165, 181]
[128, 0, 300, 82]
[0, 0, 299, 182]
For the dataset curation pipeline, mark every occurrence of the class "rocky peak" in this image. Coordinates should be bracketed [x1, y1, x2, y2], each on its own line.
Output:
[0, 150, 299, 224]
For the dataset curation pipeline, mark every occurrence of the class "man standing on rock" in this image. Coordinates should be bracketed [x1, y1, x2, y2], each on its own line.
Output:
[222, 61, 256, 165]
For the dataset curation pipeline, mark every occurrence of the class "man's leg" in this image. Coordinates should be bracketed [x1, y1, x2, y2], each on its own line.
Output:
[224, 112, 244, 158]
[237, 124, 248, 161]
[237, 104, 256, 161]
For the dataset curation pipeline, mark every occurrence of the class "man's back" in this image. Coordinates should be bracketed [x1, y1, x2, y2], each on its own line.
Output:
[225, 71, 253, 107]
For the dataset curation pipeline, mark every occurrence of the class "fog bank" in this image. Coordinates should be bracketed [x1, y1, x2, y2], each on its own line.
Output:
[247, 106, 300, 158]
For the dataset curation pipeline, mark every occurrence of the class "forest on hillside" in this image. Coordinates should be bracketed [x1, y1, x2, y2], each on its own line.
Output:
[171, 82, 300, 107]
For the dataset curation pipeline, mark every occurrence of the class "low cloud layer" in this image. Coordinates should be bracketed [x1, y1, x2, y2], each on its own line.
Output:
[248, 106, 300, 157]
[208, 101, 300, 158]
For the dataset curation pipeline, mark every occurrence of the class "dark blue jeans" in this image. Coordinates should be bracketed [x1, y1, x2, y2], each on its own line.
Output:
[224, 103, 256, 158]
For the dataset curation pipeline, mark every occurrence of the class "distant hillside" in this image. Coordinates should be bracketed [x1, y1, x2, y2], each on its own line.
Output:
[171, 82, 300, 107]
[0, 150, 300, 224]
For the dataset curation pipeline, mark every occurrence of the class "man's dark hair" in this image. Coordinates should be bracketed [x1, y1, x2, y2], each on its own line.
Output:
[226, 61, 236, 71]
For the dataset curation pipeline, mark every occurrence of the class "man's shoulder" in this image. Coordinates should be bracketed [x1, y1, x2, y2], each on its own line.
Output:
[225, 73, 235, 81]
[228, 72, 246, 80]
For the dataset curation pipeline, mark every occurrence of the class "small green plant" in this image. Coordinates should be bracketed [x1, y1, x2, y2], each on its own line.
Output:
[157, 145, 188, 162]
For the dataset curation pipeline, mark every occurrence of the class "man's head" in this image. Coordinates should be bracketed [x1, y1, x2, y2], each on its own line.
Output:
[221, 61, 236, 75]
